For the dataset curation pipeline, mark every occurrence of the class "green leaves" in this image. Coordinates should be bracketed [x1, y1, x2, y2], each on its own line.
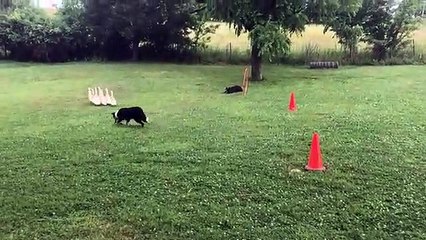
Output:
[190, 12, 219, 50]
[207, 0, 309, 38]
[248, 21, 291, 61]
[321, 0, 421, 61]
[206, 0, 311, 79]
[361, 0, 422, 60]
[321, 0, 364, 58]
[85, 0, 209, 50]
[2, 6, 50, 46]
[0, 4, 96, 61]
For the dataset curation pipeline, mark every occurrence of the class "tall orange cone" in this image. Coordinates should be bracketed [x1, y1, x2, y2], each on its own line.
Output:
[288, 92, 297, 111]
[305, 132, 325, 171]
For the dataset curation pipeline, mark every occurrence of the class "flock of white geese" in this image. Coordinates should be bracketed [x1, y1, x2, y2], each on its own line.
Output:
[88, 87, 117, 106]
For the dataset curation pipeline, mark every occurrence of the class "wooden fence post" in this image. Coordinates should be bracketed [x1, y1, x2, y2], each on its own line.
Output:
[242, 66, 249, 96]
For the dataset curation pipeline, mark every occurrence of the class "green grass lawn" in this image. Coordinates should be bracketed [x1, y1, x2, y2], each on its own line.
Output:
[0, 62, 425, 239]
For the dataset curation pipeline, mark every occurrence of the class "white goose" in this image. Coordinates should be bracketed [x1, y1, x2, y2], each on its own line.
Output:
[91, 87, 101, 106]
[88, 87, 93, 102]
[105, 88, 112, 105]
[98, 86, 107, 106]
[110, 90, 117, 106]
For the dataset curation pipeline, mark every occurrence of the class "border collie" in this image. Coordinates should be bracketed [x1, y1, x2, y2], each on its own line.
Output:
[112, 106, 149, 127]
[224, 85, 243, 94]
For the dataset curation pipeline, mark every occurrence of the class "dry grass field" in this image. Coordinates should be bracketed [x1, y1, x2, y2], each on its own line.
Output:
[206, 21, 426, 53]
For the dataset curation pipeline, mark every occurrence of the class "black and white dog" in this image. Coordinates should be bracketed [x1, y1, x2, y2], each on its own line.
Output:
[223, 85, 243, 94]
[112, 106, 149, 127]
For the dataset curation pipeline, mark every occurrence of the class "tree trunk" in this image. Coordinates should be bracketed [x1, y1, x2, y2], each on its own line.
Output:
[373, 43, 386, 61]
[250, 44, 263, 81]
[131, 40, 139, 61]
[349, 43, 357, 63]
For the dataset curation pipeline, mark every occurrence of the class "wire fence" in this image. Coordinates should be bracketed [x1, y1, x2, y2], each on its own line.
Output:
[211, 39, 425, 65]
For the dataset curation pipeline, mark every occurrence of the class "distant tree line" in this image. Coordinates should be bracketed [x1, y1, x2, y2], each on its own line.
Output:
[308, 0, 423, 61]
[0, 0, 217, 62]
[0, 0, 423, 74]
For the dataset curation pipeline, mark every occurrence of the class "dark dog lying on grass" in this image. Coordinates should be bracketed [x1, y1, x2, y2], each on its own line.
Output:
[223, 85, 243, 94]
[112, 106, 149, 127]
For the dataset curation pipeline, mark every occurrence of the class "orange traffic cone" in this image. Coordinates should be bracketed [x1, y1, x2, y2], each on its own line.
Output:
[305, 132, 325, 171]
[288, 92, 297, 111]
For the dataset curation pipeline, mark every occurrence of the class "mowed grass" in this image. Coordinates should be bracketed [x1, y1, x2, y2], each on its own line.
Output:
[207, 21, 426, 52]
[0, 62, 425, 239]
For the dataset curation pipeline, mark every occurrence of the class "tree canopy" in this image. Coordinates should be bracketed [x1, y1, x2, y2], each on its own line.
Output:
[0, 0, 423, 66]
[204, 0, 309, 80]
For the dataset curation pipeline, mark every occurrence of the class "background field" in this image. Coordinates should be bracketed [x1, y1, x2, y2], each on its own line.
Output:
[0, 62, 425, 239]
[206, 21, 426, 53]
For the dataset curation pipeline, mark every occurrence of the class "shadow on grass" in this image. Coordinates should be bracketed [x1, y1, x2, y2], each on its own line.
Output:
[113, 123, 145, 128]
